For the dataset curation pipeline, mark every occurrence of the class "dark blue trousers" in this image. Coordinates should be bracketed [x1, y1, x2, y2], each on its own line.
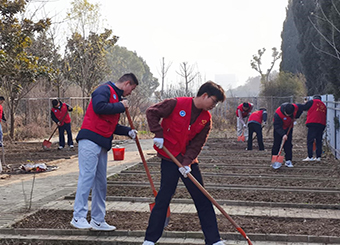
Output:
[58, 123, 73, 147]
[247, 123, 264, 150]
[144, 159, 221, 245]
[272, 128, 293, 161]
[307, 124, 325, 158]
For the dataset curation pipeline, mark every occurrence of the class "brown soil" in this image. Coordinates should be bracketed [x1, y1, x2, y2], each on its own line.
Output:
[3, 135, 340, 239]
[0, 141, 78, 175]
[12, 209, 340, 237]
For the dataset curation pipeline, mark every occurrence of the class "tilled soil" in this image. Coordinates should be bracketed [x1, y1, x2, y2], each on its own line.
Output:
[11, 209, 340, 237]
[4, 134, 340, 240]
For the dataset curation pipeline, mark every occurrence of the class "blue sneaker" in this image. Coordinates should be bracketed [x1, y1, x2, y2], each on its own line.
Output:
[285, 160, 294, 167]
[271, 162, 282, 169]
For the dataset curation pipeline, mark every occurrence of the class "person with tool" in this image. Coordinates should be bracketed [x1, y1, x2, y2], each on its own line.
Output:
[247, 108, 267, 151]
[0, 96, 7, 147]
[70, 73, 138, 231]
[142, 81, 227, 245]
[300, 95, 327, 162]
[271, 102, 304, 169]
[236, 102, 253, 141]
[51, 99, 74, 150]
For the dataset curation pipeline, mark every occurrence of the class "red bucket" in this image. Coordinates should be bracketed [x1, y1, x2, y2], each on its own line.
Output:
[112, 147, 125, 161]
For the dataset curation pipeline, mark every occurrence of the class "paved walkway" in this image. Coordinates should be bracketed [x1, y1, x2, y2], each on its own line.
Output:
[0, 138, 155, 228]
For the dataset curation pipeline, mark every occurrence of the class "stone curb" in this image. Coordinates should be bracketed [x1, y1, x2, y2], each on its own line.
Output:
[1, 228, 340, 244]
[63, 195, 340, 210]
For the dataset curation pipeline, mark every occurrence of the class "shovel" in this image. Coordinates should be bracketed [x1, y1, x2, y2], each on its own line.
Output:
[271, 125, 292, 166]
[42, 125, 58, 149]
[237, 130, 245, 142]
[42, 110, 68, 150]
[125, 108, 170, 227]
[162, 146, 253, 245]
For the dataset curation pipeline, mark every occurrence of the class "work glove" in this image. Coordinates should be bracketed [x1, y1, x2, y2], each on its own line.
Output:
[262, 122, 266, 127]
[178, 166, 191, 178]
[293, 121, 297, 125]
[153, 138, 164, 149]
[128, 129, 138, 139]
[243, 124, 247, 128]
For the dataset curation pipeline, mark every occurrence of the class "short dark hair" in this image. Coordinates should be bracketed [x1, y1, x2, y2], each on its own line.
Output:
[284, 103, 295, 115]
[52, 99, 58, 107]
[196, 81, 226, 102]
[259, 107, 266, 111]
[117, 73, 139, 85]
[0, 96, 4, 101]
[243, 102, 250, 108]
[313, 94, 322, 100]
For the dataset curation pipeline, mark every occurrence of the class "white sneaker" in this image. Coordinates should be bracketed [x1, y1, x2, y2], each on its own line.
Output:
[285, 160, 294, 167]
[314, 157, 321, 161]
[90, 219, 116, 231]
[213, 241, 227, 245]
[271, 161, 282, 169]
[143, 241, 155, 245]
[58, 146, 63, 150]
[69, 145, 74, 148]
[302, 157, 314, 161]
[70, 217, 91, 229]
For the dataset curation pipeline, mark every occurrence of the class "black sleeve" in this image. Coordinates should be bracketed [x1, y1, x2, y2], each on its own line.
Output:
[295, 104, 305, 119]
[2, 112, 5, 122]
[51, 111, 59, 124]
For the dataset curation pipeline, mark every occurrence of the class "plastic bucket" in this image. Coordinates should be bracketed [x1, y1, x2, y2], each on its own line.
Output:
[112, 147, 125, 161]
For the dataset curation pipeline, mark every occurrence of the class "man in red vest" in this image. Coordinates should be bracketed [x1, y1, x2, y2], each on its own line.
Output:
[271, 103, 303, 169]
[235, 102, 253, 140]
[51, 99, 74, 149]
[70, 73, 138, 231]
[0, 96, 7, 147]
[247, 108, 267, 151]
[301, 95, 327, 161]
[143, 81, 227, 245]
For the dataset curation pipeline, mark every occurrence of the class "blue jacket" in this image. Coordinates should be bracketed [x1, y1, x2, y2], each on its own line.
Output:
[76, 81, 131, 151]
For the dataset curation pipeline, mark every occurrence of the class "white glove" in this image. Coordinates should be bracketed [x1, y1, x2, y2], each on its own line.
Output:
[243, 124, 247, 128]
[293, 121, 297, 125]
[128, 129, 138, 139]
[262, 122, 266, 127]
[178, 166, 191, 178]
[153, 138, 164, 149]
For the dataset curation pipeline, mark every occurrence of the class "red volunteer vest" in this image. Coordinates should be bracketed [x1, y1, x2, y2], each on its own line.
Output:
[81, 85, 120, 138]
[306, 99, 326, 125]
[235, 103, 252, 117]
[156, 97, 211, 158]
[275, 104, 298, 129]
[0, 104, 3, 122]
[51, 103, 71, 126]
[248, 110, 263, 124]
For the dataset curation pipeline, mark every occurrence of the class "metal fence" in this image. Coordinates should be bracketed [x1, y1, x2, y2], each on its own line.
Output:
[3, 95, 340, 159]
[321, 94, 340, 159]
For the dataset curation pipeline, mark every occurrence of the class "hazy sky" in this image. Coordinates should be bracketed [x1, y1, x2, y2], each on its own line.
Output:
[30, 0, 289, 90]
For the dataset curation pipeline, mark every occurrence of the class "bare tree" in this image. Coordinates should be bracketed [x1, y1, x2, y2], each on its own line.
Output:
[250, 47, 281, 83]
[176, 62, 199, 95]
[158, 57, 172, 99]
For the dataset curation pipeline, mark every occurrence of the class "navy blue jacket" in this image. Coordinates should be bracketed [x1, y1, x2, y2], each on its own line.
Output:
[76, 82, 131, 151]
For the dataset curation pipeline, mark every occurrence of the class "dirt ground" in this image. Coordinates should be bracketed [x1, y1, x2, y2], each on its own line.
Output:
[3, 132, 340, 238]
[0, 141, 78, 175]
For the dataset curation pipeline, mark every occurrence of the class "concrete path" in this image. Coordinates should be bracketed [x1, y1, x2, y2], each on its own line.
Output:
[0, 138, 155, 228]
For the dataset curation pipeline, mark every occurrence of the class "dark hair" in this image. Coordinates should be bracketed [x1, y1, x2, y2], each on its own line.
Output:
[243, 102, 250, 108]
[0, 96, 4, 101]
[196, 81, 226, 102]
[52, 99, 58, 107]
[259, 107, 266, 111]
[284, 103, 295, 115]
[117, 73, 139, 85]
[313, 94, 322, 100]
